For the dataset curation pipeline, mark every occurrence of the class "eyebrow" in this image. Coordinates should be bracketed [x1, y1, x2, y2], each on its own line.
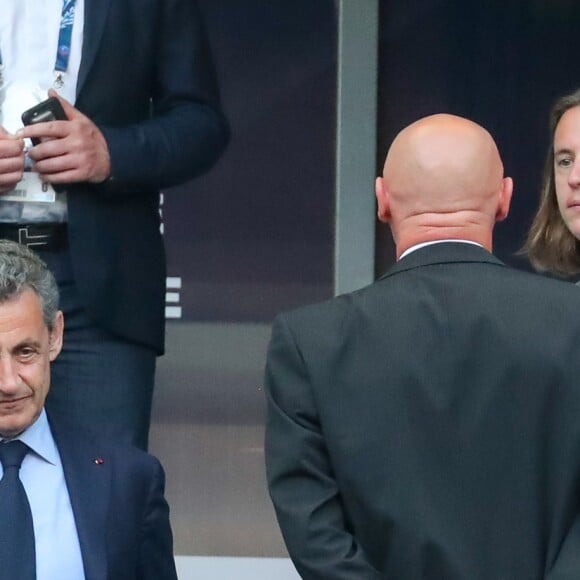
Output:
[10, 339, 42, 352]
[554, 148, 575, 157]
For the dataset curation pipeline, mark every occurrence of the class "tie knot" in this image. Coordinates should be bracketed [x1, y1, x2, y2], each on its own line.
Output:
[0, 440, 29, 469]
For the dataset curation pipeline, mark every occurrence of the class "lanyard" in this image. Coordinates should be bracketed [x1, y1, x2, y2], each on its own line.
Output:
[0, 0, 77, 89]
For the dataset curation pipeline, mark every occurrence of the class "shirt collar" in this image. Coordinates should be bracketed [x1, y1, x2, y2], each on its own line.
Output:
[398, 239, 483, 261]
[0, 409, 59, 466]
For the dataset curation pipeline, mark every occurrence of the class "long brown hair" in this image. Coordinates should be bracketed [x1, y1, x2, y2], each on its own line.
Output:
[525, 89, 580, 275]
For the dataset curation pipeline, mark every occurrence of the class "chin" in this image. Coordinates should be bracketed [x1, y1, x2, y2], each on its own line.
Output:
[0, 414, 31, 439]
[0, 425, 25, 439]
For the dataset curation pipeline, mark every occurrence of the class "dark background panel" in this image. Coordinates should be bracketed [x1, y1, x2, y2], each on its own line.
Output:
[152, 2, 338, 561]
[162, 0, 338, 323]
[376, 0, 580, 275]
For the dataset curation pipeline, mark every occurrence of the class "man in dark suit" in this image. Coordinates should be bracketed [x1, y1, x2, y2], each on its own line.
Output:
[0, 0, 229, 449]
[265, 114, 580, 579]
[0, 239, 177, 579]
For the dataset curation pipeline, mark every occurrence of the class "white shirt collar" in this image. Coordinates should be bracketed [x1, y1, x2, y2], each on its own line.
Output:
[398, 239, 483, 261]
[0, 409, 59, 466]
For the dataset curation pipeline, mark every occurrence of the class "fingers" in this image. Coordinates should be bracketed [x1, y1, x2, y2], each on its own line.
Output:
[19, 92, 80, 143]
[19, 120, 70, 143]
[31, 149, 84, 182]
[29, 136, 111, 184]
[33, 147, 110, 184]
[0, 133, 25, 193]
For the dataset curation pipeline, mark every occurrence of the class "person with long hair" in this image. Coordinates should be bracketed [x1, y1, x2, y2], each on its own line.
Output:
[526, 88, 580, 275]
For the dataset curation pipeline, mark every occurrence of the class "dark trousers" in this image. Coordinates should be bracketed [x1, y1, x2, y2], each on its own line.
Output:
[40, 249, 156, 450]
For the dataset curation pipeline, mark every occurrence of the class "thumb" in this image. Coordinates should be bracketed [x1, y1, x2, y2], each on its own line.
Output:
[48, 88, 77, 120]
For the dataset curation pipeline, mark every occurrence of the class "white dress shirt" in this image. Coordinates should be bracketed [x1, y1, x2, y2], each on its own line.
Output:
[0, 409, 86, 580]
[398, 239, 484, 260]
[0, 0, 84, 120]
[0, 0, 84, 222]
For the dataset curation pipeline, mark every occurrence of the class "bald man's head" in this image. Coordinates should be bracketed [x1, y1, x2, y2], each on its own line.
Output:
[375, 114, 513, 255]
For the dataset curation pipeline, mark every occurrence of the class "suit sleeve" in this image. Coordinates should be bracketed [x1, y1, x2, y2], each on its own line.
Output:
[547, 512, 580, 580]
[265, 315, 382, 580]
[97, 0, 229, 195]
[137, 458, 178, 580]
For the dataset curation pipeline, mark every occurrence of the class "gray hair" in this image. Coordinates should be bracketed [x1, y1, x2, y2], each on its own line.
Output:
[0, 240, 59, 330]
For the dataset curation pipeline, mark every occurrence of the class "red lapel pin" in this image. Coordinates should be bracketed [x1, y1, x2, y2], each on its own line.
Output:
[93, 457, 104, 465]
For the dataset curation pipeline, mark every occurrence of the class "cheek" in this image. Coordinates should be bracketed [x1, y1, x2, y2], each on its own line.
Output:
[554, 177, 569, 211]
[20, 362, 50, 398]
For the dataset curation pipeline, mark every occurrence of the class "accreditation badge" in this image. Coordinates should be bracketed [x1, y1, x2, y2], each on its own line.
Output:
[0, 81, 56, 203]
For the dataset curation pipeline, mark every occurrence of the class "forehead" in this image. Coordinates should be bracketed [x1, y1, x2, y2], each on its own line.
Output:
[555, 106, 580, 147]
[0, 289, 47, 341]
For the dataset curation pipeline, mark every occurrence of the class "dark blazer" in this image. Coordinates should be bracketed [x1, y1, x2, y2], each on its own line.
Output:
[265, 242, 580, 580]
[50, 417, 177, 580]
[68, 0, 229, 353]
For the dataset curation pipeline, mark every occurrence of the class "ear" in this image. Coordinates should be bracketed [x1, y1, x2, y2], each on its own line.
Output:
[495, 176, 513, 223]
[375, 177, 391, 223]
[48, 311, 64, 362]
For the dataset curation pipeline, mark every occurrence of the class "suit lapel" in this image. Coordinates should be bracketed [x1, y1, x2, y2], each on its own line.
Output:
[51, 421, 111, 580]
[76, 0, 113, 98]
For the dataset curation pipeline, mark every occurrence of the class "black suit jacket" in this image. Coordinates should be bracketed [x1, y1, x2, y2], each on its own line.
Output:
[50, 417, 177, 580]
[68, 0, 228, 353]
[265, 243, 580, 579]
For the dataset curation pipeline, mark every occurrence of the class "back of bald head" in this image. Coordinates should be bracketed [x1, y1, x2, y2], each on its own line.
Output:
[376, 114, 512, 253]
[385, 114, 504, 213]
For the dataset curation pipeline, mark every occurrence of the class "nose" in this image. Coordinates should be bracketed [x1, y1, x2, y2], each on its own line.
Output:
[569, 159, 580, 188]
[0, 354, 20, 394]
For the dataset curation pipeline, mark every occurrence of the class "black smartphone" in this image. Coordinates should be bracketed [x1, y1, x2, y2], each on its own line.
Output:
[21, 97, 67, 146]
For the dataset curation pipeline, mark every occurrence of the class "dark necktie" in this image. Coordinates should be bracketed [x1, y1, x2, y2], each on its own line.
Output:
[0, 440, 36, 580]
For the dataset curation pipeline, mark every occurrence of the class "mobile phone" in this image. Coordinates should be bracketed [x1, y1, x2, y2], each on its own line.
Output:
[21, 97, 67, 146]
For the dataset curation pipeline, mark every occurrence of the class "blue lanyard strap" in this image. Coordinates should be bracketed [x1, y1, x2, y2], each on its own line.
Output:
[56, 0, 76, 73]
[0, 0, 77, 86]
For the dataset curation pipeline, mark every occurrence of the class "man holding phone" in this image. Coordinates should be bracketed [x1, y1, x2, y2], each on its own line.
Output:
[0, 0, 229, 449]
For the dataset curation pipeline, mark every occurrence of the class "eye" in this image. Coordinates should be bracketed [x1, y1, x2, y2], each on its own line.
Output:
[15, 347, 40, 363]
[556, 156, 573, 168]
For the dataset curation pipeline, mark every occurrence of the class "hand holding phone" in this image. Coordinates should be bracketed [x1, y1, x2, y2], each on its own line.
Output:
[21, 97, 68, 146]
[20, 93, 111, 184]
